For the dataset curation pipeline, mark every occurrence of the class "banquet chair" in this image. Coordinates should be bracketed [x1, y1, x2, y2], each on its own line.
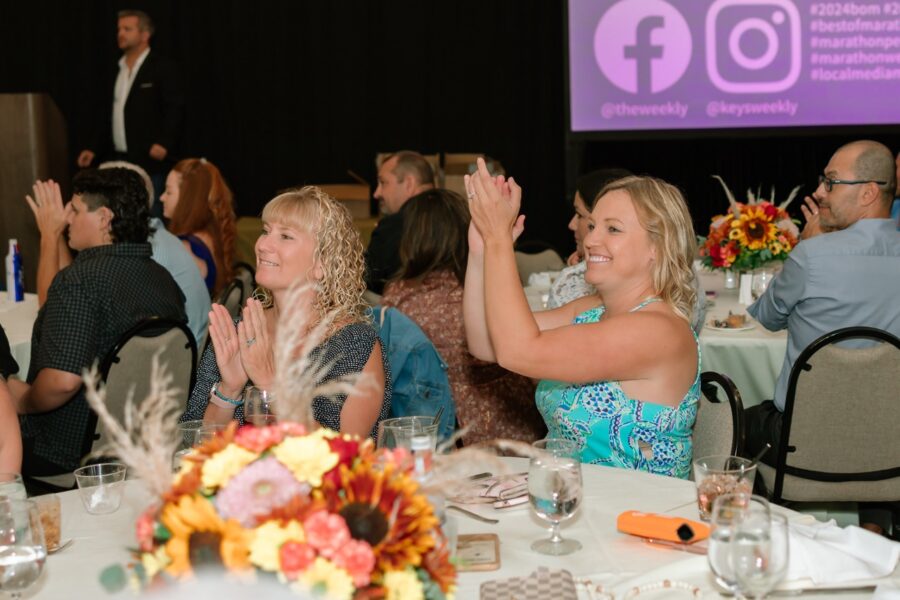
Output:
[691, 371, 745, 470]
[233, 261, 256, 302]
[758, 326, 900, 505]
[514, 248, 565, 286]
[215, 278, 244, 320]
[27, 318, 197, 493]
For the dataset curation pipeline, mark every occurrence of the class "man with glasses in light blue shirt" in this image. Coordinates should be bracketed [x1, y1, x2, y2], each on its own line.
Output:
[744, 140, 900, 465]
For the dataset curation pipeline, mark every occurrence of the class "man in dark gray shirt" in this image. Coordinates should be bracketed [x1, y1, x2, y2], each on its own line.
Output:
[745, 140, 900, 462]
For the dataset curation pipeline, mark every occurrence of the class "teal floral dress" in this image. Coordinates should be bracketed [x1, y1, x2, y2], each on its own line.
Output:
[535, 300, 700, 479]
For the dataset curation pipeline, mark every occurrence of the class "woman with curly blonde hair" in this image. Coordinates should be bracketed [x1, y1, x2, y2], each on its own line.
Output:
[161, 158, 237, 295]
[464, 160, 700, 479]
[181, 187, 391, 438]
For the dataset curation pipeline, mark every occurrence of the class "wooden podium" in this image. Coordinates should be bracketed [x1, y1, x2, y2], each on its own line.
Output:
[0, 94, 69, 294]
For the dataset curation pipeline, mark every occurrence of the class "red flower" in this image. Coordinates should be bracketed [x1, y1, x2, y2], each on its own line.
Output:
[760, 201, 779, 219]
[279, 541, 316, 580]
[322, 436, 361, 487]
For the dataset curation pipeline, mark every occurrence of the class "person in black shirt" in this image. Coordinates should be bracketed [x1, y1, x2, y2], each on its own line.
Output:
[8, 168, 186, 475]
[365, 151, 435, 294]
[0, 326, 22, 473]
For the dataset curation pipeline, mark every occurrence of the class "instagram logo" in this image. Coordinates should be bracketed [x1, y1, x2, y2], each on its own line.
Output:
[594, 0, 692, 94]
[706, 0, 801, 93]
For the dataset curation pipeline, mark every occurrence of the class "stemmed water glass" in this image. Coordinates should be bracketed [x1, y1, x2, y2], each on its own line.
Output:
[733, 513, 790, 598]
[528, 438, 583, 556]
[751, 269, 774, 300]
[708, 493, 770, 595]
[244, 386, 277, 426]
[0, 499, 46, 599]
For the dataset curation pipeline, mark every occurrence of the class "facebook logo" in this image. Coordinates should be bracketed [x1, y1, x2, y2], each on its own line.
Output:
[594, 0, 692, 94]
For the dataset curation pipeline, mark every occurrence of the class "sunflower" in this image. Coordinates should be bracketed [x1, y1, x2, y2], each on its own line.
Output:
[323, 459, 438, 573]
[160, 494, 252, 576]
[730, 205, 777, 250]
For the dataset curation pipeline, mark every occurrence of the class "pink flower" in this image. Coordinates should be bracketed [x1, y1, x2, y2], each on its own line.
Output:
[234, 424, 284, 453]
[303, 511, 351, 558]
[277, 423, 307, 437]
[216, 457, 309, 527]
[332, 539, 375, 587]
[135, 506, 157, 552]
[279, 541, 316, 580]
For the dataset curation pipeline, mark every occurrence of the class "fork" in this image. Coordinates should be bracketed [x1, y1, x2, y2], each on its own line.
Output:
[48, 539, 74, 555]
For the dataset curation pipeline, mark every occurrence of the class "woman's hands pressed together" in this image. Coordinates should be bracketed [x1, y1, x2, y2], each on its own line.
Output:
[237, 298, 275, 390]
[25, 180, 69, 240]
[208, 303, 248, 398]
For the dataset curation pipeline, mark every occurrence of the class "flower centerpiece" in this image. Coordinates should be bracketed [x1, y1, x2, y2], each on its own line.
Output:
[81, 285, 499, 600]
[119, 421, 454, 599]
[699, 176, 801, 271]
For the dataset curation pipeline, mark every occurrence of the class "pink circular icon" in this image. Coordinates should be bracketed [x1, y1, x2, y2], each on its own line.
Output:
[593, 0, 692, 94]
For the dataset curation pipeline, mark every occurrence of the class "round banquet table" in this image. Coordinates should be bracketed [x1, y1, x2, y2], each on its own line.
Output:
[27, 458, 898, 599]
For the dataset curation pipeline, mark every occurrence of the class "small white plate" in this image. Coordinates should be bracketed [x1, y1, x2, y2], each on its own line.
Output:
[707, 321, 756, 332]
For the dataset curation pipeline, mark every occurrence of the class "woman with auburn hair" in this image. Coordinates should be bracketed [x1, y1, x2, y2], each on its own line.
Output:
[161, 158, 236, 295]
[382, 189, 545, 445]
[464, 160, 699, 478]
[181, 187, 391, 439]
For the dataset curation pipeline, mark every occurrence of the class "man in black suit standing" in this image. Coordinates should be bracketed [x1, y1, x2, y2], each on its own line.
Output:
[77, 10, 183, 211]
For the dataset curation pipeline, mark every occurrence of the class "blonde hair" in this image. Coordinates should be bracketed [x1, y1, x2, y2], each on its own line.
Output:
[257, 186, 367, 329]
[596, 176, 697, 323]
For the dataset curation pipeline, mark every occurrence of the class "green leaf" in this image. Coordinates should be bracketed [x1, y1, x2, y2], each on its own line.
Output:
[99, 564, 129, 593]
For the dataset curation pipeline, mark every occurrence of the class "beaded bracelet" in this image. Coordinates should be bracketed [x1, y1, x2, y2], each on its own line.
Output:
[577, 578, 701, 600]
[209, 382, 244, 409]
[622, 579, 702, 598]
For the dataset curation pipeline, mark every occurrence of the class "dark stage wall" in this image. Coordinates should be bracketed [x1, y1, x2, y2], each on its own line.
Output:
[2, 1, 897, 257]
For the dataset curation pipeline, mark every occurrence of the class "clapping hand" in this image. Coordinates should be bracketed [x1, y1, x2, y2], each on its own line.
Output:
[465, 158, 526, 248]
[25, 180, 69, 239]
[208, 303, 248, 397]
[799, 195, 836, 240]
[238, 298, 275, 390]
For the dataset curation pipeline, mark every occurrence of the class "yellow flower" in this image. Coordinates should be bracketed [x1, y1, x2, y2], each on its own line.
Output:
[201, 444, 258, 489]
[271, 431, 339, 487]
[769, 241, 784, 255]
[292, 557, 355, 600]
[161, 494, 253, 576]
[249, 520, 305, 572]
[731, 206, 777, 250]
[383, 568, 425, 600]
[141, 546, 172, 579]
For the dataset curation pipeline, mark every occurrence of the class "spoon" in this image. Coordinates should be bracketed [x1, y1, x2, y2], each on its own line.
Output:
[737, 443, 772, 482]
[48, 539, 74, 555]
[446, 505, 499, 524]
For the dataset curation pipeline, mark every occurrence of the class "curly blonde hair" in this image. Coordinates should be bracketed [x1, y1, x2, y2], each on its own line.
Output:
[595, 176, 697, 323]
[257, 187, 367, 329]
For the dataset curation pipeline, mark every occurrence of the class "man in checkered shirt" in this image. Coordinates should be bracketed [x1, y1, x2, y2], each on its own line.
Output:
[8, 168, 186, 476]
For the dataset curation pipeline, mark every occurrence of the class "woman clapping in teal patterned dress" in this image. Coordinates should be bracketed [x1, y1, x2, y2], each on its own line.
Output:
[463, 162, 700, 478]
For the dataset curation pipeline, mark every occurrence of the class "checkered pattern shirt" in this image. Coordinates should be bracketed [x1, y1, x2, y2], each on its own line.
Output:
[21, 243, 186, 472]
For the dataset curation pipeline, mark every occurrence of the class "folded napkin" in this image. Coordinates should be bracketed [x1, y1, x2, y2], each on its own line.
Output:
[449, 473, 528, 505]
[787, 519, 900, 585]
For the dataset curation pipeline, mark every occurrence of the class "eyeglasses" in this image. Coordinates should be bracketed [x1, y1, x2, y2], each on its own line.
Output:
[818, 174, 887, 193]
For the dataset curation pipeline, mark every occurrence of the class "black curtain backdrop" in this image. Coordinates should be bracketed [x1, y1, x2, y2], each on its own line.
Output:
[2, 1, 897, 257]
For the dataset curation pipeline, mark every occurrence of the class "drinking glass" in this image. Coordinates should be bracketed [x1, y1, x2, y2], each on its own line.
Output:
[708, 493, 770, 594]
[377, 417, 439, 451]
[751, 269, 774, 300]
[73, 463, 127, 515]
[0, 474, 27, 502]
[693, 455, 756, 521]
[196, 423, 226, 445]
[173, 420, 205, 470]
[244, 387, 277, 426]
[0, 499, 46, 599]
[733, 513, 790, 598]
[528, 438, 582, 556]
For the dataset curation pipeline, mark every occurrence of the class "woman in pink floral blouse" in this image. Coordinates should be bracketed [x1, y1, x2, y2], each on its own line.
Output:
[382, 189, 546, 445]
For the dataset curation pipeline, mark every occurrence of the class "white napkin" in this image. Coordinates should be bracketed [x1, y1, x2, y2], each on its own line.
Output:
[527, 272, 552, 289]
[787, 519, 900, 585]
[874, 580, 900, 599]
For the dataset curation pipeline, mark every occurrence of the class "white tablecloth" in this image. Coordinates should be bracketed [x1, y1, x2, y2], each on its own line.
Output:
[698, 270, 787, 408]
[0, 293, 38, 376]
[28, 459, 897, 599]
